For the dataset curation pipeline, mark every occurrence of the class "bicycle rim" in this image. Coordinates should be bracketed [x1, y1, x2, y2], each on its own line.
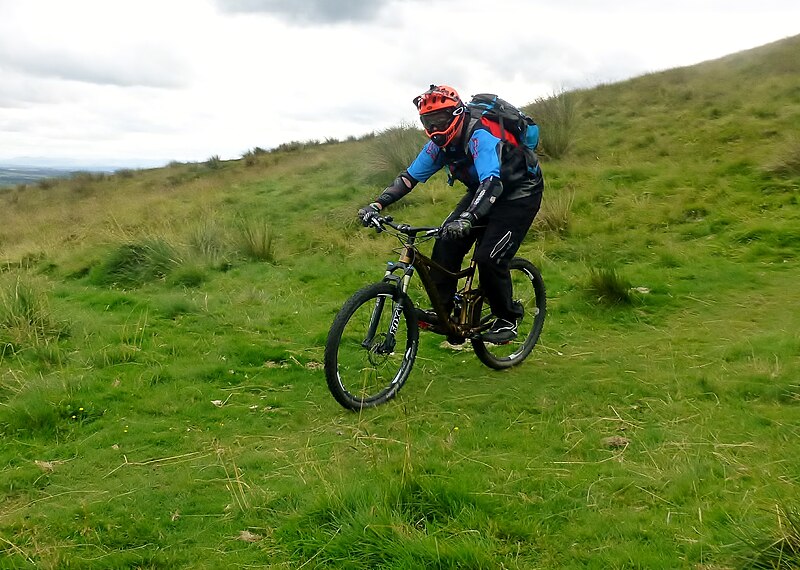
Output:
[472, 258, 546, 369]
[325, 282, 418, 410]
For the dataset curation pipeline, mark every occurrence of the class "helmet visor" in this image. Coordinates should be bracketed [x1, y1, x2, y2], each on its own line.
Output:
[420, 108, 455, 133]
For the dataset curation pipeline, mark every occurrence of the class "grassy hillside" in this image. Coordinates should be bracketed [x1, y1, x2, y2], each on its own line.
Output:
[1, 35, 799, 568]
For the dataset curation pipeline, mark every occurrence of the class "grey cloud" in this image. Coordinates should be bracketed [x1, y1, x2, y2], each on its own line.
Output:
[392, 57, 474, 102]
[215, 0, 392, 24]
[500, 42, 648, 92]
[0, 41, 187, 89]
[0, 79, 56, 109]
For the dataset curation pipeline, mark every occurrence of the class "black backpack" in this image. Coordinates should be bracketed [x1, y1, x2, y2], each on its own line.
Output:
[465, 93, 539, 150]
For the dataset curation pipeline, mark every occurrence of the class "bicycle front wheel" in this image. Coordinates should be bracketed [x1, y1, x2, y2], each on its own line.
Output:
[472, 258, 546, 370]
[324, 282, 419, 411]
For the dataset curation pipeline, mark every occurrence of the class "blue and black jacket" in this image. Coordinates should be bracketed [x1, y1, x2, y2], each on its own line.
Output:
[377, 116, 543, 221]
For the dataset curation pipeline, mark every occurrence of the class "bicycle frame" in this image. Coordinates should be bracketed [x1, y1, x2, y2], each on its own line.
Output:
[374, 217, 488, 342]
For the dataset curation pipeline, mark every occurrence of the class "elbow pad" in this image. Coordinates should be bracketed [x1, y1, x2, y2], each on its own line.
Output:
[465, 176, 503, 220]
[376, 171, 417, 208]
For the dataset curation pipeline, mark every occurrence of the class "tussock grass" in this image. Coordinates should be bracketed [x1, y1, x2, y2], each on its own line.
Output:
[88, 238, 181, 287]
[764, 139, 800, 177]
[241, 146, 267, 166]
[534, 185, 575, 235]
[525, 88, 578, 159]
[115, 168, 137, 179]
[586, 264, 633, 305]
[0, 376, 67, 436]
[0, 276, 67, 354]
[366, 123, 427, 181]
[186, 215, 233, 267]
[736, 504, 800, 569]
[205, 154, 223, 169]
[235, 216, 275, 263]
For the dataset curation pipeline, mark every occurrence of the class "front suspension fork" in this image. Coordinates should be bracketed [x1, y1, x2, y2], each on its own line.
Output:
[362, 261, 413, 353]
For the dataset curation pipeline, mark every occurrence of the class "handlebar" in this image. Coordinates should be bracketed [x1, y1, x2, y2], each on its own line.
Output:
[371, 216, 441, 238]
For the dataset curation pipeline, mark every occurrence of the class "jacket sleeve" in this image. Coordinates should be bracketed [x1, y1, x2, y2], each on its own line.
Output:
[406, 141, 446, 183]
[375, 142, 446, 209]
[462, 129, 504, 220]
[376, 170, 417, 208]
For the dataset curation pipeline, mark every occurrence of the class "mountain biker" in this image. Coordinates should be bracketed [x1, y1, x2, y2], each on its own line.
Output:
[358, 84, 544, 343]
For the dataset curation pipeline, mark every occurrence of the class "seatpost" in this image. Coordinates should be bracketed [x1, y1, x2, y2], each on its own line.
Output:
[462, 259, 478, 290]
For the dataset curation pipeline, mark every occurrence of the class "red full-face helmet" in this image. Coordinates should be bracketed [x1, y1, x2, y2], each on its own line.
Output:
[413, 84, 466, 147]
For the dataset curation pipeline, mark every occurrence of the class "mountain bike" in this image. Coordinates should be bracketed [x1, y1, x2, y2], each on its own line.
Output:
[324, 216, 546, 411]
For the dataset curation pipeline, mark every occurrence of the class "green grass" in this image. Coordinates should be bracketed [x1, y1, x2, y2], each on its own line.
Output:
[1, 35, 800, 568]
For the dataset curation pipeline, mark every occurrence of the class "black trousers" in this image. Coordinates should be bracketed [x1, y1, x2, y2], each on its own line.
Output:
[430, 183, 542, 320]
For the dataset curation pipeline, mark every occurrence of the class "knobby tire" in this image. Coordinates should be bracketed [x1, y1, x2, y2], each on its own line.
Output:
[472, 257, 546, 370]
[324, 282, 419, 411]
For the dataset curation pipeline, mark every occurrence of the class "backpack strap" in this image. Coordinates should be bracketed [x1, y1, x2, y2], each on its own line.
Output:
[493, 97, 508, 142]
[462, 112, 482, 156]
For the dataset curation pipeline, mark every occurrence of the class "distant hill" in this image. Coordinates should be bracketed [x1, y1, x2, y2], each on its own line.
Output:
[0, 159, 165, 187]
[0, 166, 78, 187]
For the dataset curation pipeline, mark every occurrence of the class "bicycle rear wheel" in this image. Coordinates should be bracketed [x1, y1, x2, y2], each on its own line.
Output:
[325, 282, 419, 410]
[472, 258, 546, 369]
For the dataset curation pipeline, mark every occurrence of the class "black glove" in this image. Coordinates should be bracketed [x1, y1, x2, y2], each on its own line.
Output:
[441, 214, 474, 240]
[358, 202, 382, 227]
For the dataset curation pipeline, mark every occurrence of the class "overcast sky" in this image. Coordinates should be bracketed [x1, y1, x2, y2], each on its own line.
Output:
[0, 0, 797, 168]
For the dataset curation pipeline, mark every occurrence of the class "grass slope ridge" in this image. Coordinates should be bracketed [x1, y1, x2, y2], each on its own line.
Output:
[0, 35, 799, 568]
